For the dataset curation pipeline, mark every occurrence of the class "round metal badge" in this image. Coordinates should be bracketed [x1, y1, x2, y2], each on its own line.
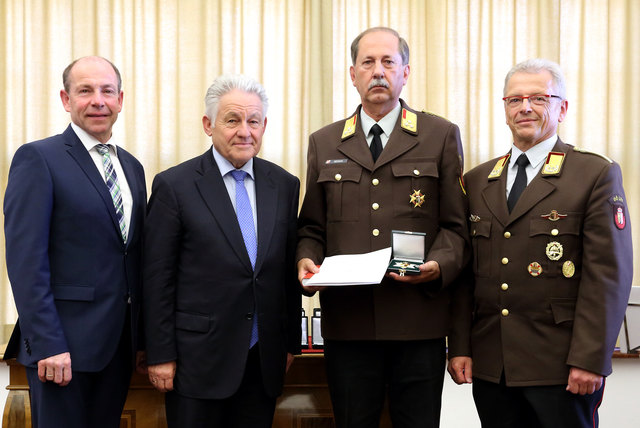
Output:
[528, 262, 543, 277]
[545, 241, 563, 261]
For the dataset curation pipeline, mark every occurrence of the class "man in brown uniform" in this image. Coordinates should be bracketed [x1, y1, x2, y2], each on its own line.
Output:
[297, 27, 468, 427]
[449, 58, 633, 427]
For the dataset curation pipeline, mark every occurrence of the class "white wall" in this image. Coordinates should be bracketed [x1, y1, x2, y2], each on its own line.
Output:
[1, 359, 637, 426]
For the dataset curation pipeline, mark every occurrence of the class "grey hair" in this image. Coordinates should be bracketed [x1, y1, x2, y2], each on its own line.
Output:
[204, 74, 269, 122]
[350, 27, 410, 66]
[503, 58, 567, 100]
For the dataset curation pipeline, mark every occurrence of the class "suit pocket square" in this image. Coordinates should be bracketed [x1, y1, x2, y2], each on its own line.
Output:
[52, 285, 95, 301]
[176, 311, 210, 333]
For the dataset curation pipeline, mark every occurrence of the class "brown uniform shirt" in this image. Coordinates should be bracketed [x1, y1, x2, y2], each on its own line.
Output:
[463, 139, 633, 386]
[297, 100, 468, 345]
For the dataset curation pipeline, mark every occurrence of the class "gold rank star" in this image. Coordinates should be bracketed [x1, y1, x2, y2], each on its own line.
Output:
[410, 190, 425, 208]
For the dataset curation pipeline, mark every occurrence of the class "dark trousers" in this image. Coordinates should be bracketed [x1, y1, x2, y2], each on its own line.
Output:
[26, 316, 133, 428]
[165, 345, 277, 428]
[324, 338, 446, 428]
[472, 375, 605, 428]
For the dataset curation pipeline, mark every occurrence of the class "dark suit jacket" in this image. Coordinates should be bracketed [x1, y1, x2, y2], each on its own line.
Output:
[3, 125, 146, 371]
[143, 149, 301, 400]
[296, 100, 469, 346]
[463, 139, 633, 386]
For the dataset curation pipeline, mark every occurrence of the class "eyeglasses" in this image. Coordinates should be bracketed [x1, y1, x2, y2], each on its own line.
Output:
[502, 94, 562, 107]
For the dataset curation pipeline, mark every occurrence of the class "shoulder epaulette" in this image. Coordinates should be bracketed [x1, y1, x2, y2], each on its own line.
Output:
[421, 110, 451, 122]
[572, 147, 613, 163]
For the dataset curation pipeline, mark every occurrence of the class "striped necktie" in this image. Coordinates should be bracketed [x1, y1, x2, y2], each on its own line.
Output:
[96, 144, 127, 242]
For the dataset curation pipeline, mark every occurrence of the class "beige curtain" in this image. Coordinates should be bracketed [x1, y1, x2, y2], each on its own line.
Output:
[1, 0, 638, 334]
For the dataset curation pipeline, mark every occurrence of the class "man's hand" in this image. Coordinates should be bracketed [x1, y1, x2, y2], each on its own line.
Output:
[566, 367, 603, 395]
[286, 353, 295, 372]
[148, 361, 177, 392]
[38, 352, 72, 386]
[135, 351, 148, 374]
[388, 260, 441, 284]
[447, 356, 473, 384]
[297, 258, 326, 293]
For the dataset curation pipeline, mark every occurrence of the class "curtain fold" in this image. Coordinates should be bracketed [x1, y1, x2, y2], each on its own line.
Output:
[1, 0, 638, 328]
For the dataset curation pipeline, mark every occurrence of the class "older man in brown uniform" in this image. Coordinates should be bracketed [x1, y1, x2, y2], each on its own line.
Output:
[449, 59, 633, 428]
[297, 27, 468, 428]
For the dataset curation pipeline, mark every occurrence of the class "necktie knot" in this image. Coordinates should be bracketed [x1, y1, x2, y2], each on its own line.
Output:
[370, 124, 384, 137]
[515, 154, 529, 167]
[230, 169, 248, 183]
[95, 144, 110, 156]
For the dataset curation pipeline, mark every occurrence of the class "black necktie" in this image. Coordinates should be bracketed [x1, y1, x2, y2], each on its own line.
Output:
[507, 154, 529, 213]
[370, 124, 383, 162]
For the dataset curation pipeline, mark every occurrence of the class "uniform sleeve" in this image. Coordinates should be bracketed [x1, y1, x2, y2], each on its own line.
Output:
[426, 123, 470, 288]
[296, 133, 327, 264]
[566, 161, 633, 376]
[4, 144, 69, 362]
[142, 174, 182, 365]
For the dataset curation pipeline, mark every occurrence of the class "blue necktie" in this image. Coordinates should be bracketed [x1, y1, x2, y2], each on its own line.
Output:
[96, 144, 127, 242]
[230, 170, 259, 348]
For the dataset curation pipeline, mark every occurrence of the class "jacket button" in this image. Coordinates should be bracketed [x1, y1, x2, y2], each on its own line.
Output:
[501, 283, 509, 291]
[372, 229, 380, 237]
[504, 231, 511, 238]
[372, 178, 380, 186]
[501, 309, 509, 316]
[335, 173, 342, 181]
[245, 313, 253, 320]
[551, 228, 559, 236]
[413, 169, 420, 176]
[501, 257, 509, 265]
[372, 203, 379, 210]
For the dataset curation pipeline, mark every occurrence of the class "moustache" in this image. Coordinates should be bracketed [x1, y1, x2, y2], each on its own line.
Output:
[368, 79, 389, 90]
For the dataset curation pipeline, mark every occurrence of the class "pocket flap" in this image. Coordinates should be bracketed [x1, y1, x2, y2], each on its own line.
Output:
[317, 166, 362, 183]
[550, 298, 576, 324]
[391, 161, 438, 178]
[471, 220, 492, 238]
[175, 311, 210, 333]
[52, 285, 95, 302]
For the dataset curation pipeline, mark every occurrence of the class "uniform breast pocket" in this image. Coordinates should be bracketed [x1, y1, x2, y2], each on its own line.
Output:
[391, 160, 438, 217]
[529, 214, 583, 278]
[470, 219, 492, 277]
[317, 166, 362, 222]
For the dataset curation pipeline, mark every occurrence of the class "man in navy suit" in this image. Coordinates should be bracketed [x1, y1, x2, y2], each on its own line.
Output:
[3, 56, 146, 428]
[143, 74, 301, 427]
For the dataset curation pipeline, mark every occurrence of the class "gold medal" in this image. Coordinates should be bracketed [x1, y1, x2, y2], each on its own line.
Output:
[528, 262, 543, 277]
[545, 241, 563, 261]
[410, 189, 425, 208]
[562, 260, 575, 278]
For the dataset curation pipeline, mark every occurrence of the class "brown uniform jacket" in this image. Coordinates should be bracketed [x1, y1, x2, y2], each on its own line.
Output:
[463, 139, 633, 386]
[297, 100, 468, 345]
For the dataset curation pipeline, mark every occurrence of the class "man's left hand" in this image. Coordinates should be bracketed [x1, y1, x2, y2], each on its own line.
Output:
[566, 367, 603, 395]
[388, 260, 440, 284]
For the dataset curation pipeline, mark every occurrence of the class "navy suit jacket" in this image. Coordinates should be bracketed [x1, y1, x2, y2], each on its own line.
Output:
[3, 125, 146, 372]
[143, 149, 301, 399]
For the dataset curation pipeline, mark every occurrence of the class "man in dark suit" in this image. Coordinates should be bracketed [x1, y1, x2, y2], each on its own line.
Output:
[143, 74, 301, 427]
[297, 27, 468, 427]
[448, 58, 633, 427]
[3, 56, 147, 428]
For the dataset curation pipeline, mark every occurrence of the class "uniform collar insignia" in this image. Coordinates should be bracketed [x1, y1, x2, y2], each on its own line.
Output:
[400, 108, 418, 135]
[488, 154, 511, 179]
[341, 114, 357, 140]
[541, 151, 565, 176]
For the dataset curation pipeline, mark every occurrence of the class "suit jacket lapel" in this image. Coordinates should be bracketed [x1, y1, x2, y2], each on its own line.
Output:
[481, 172, 510, 227]
[118, 152, 141, 247]
[253, 158, 277, 274]
[194, 151, 254, 272]
[63, 126, 125, 242]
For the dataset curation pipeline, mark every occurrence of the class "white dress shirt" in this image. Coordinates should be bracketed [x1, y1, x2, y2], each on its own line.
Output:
[360, 102, 402, 150]
[506, 135, 558, 199]
[72, 123, 133, 238]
